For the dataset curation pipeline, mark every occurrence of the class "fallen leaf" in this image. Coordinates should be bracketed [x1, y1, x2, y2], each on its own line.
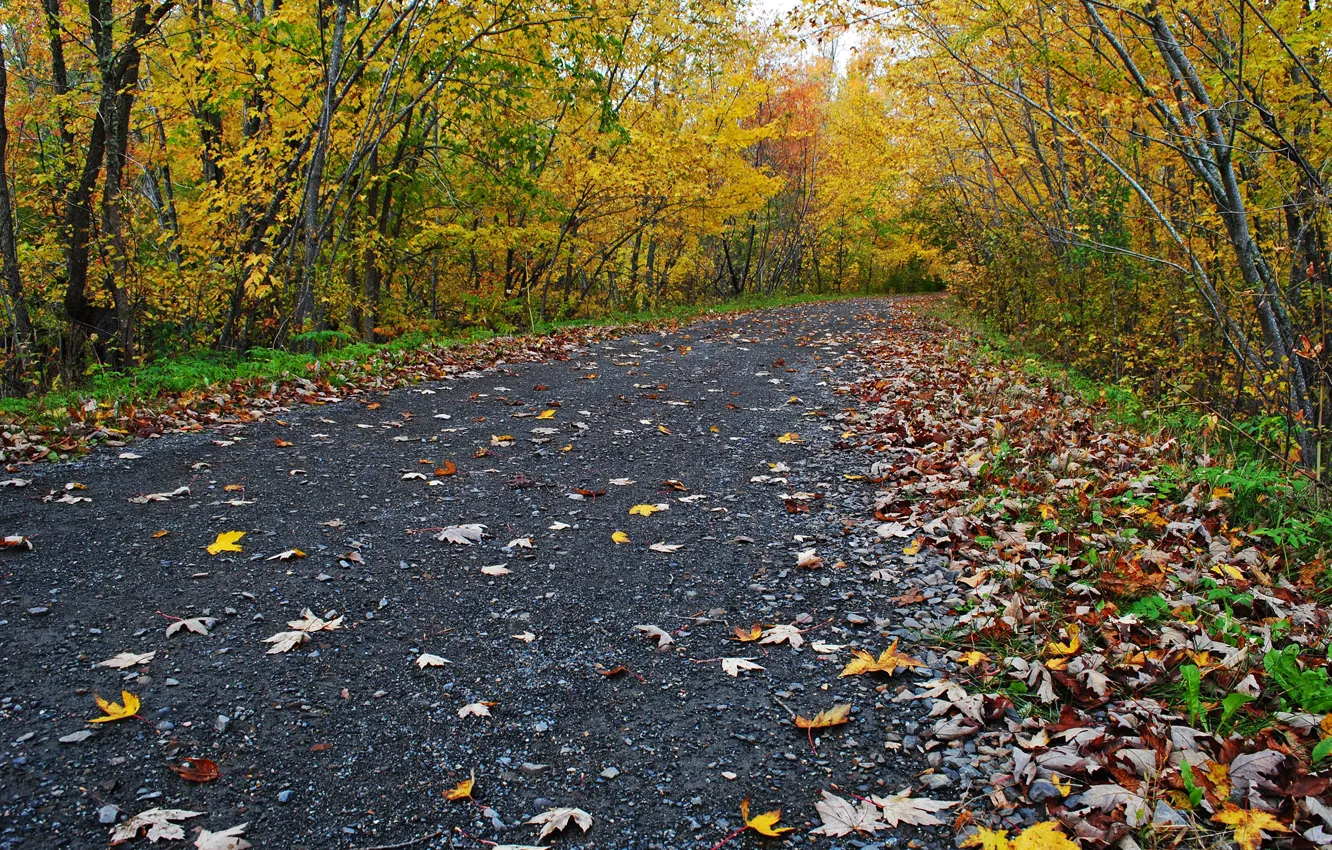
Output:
[416, 653, 451, 668]
[777, 432, 804, 444]
[759, 623, 805, 650]
[128, 486, 191, 504]
[89, 690, 141, 723]
[648, 542, 682, 553]
[629, 503, 667, 516]
[811, 790, 887, 836]
[109, 807, 204, 844]
[168, 757, 219, 783]
[263, 631, 308, 654]
[609, 477, 635, 486]
[274, 438, 293, 447]
[612, 531, 631, 544]
[796, 548, 823, 568]
[458, 702, 493, 718]
[481, 564, 512, 576]
[796, 703, 852, 730]
[527, 807, 593, 840]
[444, 773, 475, 801]
[98, 651, 156, 669]
[840, 640, 924, 677]
[537, 409, 557, 420]
[437, 523, 486, 544]
[1212, 804, 1291, 850]
[872, 789, 958, 826]
[741, 797, 795, 836]
[733, 624, 763, 642]
[205, 530, 245, 555]
[1, 535, 32, 550]
[166, 616, 215, 637]
[635, 624, 674, 648]
[194, 822, 251, 850]
[265, 548, 305, 561]
[721, 657, 765, 676]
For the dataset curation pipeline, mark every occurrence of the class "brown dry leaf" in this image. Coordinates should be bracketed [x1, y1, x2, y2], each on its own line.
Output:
[840, 640, 924, 677]
[168, 757, 219, 783]
[273, 438, 293, 447]
[795, 703, 852, 730]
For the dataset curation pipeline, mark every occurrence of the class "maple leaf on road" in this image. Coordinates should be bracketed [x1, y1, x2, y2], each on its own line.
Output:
[741, 797, 794, 836]
[795, 704, 852, 730]
[98, 651, 155, 669]
[437, 523, 486, 544]
[635, 624, 674, 648]
[840, 640, 924, 677]
[166, 616, 216, 637]
[810, 790, 887, 836]
[194, 823, 251, 850]
[871, 789, 959, 826]
[89, 690, 141, 723]
[205, 530, 244, 555]
[760, 623, 804, 650]
[109, 807, 203, 844]
[721, 657, 764, 677]
[528, 807, 593, 840]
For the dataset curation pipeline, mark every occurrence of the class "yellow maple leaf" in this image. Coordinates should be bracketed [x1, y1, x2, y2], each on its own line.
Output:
[733, 624, 763, 642]
[629, 504, 662, 516]
[902, 537, 923, 556]
[90, 690, 141, 723]
[777, 432, 803, 444]
[962, 826, 1012, 850]
[795, 704, 852, 730]
[536, 409, 556, 420]
[1045, 624, 1080, 657]
[206, 530, 245, 555]
[740, 797, 794, 837]
[959, 650, 991, 667]
[1036, 503, 1058, 521]
[840, 640, 925, 677]
[443, 773, 475, 801]
[1011, 822, 1079, 850]
[1212, 804, 1290, 850]
[612, 531, 631, 544]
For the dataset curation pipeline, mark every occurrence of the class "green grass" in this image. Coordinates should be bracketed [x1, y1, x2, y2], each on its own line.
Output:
[0, 289, 880, 428]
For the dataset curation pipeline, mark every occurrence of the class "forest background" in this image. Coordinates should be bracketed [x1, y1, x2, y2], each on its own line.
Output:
[0, 0, 1329, 470]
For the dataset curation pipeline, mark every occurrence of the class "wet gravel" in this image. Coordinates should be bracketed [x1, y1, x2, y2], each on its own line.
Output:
[0, 300, 956, 849]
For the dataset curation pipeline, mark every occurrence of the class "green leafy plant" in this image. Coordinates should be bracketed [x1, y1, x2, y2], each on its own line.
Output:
[1181, 664, 1204, 727]
[1264, 645, 1332, 713]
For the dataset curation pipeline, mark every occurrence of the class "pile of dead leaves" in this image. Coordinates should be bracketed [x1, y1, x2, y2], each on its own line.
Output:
[834, 301, 1332, 849]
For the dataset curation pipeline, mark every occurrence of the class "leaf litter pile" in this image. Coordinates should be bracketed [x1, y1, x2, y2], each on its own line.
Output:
[0, 297, 1328, 849]
[837, 304, 1332, 850]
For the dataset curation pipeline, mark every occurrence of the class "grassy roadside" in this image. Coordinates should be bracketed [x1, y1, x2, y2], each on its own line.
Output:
[0, 290, 878, 428]
[920, 295, 1332, 585]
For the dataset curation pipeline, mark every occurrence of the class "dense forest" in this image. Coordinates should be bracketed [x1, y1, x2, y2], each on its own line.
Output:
[0, 0, 1330, 464]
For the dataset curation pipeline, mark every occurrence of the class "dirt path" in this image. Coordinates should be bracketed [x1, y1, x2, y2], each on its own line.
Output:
[0, 300, 959, 850]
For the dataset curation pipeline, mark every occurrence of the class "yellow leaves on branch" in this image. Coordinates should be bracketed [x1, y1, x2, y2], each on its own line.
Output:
[205, 530, 244, 555]
[1212, 804, 1291, 850]
[840, 640, 924, 677]
[90, 690, 141, 723]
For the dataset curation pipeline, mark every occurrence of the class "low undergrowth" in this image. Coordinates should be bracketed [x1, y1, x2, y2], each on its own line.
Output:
[839, 299, 1332, 849]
